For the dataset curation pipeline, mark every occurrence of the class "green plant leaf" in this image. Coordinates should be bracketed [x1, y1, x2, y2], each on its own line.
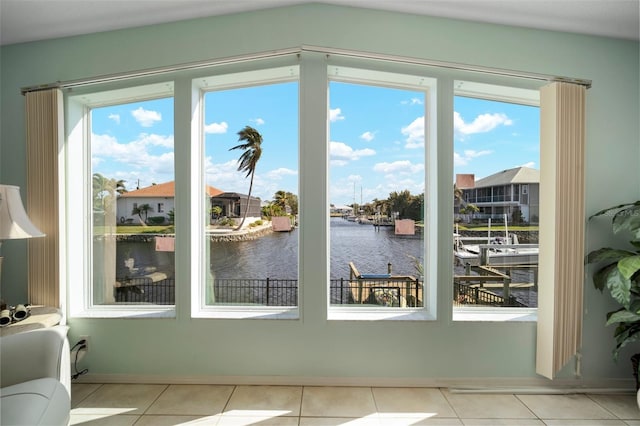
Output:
[613, 205, 640, 236]
[606, 308, 640, 325]
[630, 240, 640, 250]
[586, 248, 636, 264]
[605, 266, 632, 307]
[589, 201, 640, 220]
[612, 322, 640, 361]
[592, 263, 617, 292]
[618, 255, 640, 280]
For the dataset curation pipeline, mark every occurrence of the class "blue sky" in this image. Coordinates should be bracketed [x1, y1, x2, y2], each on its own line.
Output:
[91, 82, 539, 206]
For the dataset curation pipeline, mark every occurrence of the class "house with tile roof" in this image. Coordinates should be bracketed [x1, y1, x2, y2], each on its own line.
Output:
[456, 166, 540, 223]
[117, 181, 223, 224]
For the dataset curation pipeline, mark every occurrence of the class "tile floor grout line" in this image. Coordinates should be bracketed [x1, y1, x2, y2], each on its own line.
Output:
[143, 383, 169, 415]
[369, 386, 380, 417]
[513, 393, 543, 420]
[71, 382, 103, 409]
[586, 392, 628, 420]
[299, 385, 306, 420]
[220, 384, 238, 416]
[441, 387, 464, 420]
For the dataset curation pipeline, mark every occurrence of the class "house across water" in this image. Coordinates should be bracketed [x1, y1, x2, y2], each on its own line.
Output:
[117, 181, 223, 225]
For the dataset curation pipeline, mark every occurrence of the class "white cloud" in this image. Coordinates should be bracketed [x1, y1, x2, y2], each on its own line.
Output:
[265, 167, 297, 179]
[204, 159, 297, 201]
[330, 108, 345, 122]
[92, 132, 175, 176]
[131, 107, 161, 127]
[330, 159, 349, 167]
[360, 131, 375, 142]
[137, 133, 174, 148]
[373, 160, 424, 175]
[108, 113, 120, 124]
[252, 118, 265, 125]
[330, 141, 376, 161]
[402, 98, 423, 106]
[401, 116, 424, 148]
[454, 149, 493, 166]
[454, 112, 513, 137]
[204, 121, 229, 134]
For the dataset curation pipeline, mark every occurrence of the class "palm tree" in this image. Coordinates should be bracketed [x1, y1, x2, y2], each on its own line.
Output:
[92, 173, 127, 219]
[274, 190, 288, 211]
[229, 126, 263, 231]
[132, 203, 153, 224]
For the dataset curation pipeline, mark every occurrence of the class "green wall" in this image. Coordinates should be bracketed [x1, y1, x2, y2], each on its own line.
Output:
[1, 4, 638, 383]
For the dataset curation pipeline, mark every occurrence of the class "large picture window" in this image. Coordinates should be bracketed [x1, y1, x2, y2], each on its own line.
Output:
[327, 65, 436, 318]
[194, 66, 300, 316]
[452, 81, 540, 319]
[64, 52, 549, 322]
[67, 82, 176, 315]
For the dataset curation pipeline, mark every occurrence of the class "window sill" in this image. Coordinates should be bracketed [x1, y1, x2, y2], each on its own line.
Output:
[453, 307, 537, 322]
[328, 307, 434, 321]
[192, 306, 299, 320]
[69, 306, 176, 319]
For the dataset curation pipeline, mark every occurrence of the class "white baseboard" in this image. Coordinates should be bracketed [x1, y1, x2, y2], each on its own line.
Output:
[74, 374, 636, 393]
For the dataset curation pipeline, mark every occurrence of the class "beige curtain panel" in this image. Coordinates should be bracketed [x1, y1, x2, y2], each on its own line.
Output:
[25, 89, 63, 307]
[537, 82, 586, 379]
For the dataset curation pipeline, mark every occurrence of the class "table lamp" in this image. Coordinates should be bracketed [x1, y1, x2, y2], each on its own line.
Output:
[0, 184, 45, 305]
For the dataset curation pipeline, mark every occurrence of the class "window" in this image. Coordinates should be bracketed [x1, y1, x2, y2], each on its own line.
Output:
[193, 65, 300, 318]
[327, 65, 437, 320]
[67, 82, 176, 316]
[63, 52, 549, 322]
[452, 81, 540, 320]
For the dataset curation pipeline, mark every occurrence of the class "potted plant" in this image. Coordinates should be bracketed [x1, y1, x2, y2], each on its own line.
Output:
[586, 201, 640, 404]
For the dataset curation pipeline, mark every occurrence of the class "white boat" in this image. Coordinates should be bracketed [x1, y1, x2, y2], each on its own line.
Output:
[454, 215, 538, 266]
[454, 239, 538, 266]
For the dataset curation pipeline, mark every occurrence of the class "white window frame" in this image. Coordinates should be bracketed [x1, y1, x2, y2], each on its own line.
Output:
[452, 80, 540, 322]
[325, 65, 438, 321]
[190, 65, 301, 320]
[66, 81, 176, 318]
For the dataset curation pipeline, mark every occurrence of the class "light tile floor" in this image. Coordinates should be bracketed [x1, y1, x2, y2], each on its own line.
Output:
[70, 383, 640, 426]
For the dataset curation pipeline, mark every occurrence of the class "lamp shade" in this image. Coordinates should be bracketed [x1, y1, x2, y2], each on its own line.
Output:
[0, 184, 45, 239]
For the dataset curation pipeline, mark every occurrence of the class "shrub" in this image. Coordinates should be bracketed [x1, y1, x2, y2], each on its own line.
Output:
[147, 216, 166, 225]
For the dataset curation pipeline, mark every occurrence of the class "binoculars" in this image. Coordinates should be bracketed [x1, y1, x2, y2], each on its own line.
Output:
[0, 304, 30, 327]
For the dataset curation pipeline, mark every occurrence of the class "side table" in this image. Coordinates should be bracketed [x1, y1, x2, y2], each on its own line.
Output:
[0, 306, 62, 337]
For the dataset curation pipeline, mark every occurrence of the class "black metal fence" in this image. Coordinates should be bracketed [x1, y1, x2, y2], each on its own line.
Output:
[453, 282, 525, 307]
[114, 278, 175, 304]
[331, 278, 423, 307]
[113, 278, 532, 308]
[213, 278, 298, 306]
[113, 278, 423, 307]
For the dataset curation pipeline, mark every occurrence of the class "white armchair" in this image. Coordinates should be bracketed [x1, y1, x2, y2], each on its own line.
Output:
[0, 325, 71, 426]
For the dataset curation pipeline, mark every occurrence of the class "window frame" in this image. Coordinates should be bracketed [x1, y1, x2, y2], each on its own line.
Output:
[451, 79, 540, 322]
[66, 81, 176, 318]
[325, 64, 438, 321]
[190, 64, 302, 320]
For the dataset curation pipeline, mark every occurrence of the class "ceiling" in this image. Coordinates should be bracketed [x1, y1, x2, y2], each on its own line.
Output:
[1, 0, 638, 46]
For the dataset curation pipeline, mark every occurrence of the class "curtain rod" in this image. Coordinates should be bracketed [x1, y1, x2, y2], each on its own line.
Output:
[20, 45, 591, 94]
[20, 48, 301, 95]
[304, 45, 592, 88]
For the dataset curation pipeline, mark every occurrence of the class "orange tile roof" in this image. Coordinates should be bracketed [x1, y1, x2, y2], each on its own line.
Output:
[120, 181, 223, 198]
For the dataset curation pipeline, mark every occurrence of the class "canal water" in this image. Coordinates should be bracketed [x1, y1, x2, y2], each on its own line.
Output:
[114, 217, 537, 306]
[116, 217, 424, 281]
